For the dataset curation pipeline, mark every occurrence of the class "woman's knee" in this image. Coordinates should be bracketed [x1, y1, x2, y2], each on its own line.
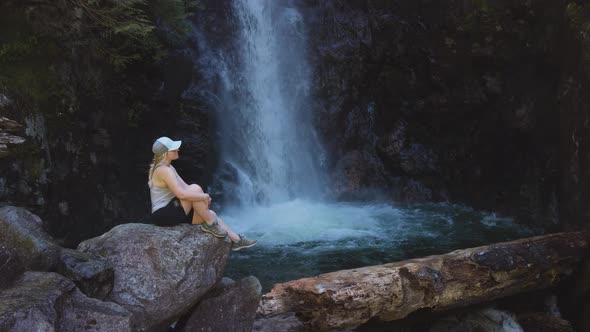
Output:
[209, 210, 218, 219]
[187, 184, 204, 193]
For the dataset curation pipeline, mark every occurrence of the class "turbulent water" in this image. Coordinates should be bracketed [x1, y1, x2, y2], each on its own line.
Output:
[223, 200, 534, 291]
[193, 0, 536, 292]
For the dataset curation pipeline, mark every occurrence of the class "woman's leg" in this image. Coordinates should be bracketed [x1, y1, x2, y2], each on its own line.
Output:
[179, 184, 214, 225]
[179, 184, 250, 245]
[211, 212, 256, 250]
[209, 210, 240, 243]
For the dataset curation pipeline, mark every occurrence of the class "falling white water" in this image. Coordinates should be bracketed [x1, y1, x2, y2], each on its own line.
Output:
[217, 0, 325, 205]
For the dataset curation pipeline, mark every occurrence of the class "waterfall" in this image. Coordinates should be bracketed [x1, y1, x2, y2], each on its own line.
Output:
[188, 2, 536, 294]
[215, 0, 326, 206]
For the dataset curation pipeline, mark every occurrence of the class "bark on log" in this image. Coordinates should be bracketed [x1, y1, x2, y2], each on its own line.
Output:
[259, 232, 590, 331]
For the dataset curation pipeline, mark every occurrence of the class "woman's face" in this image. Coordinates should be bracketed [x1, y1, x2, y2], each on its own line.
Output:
[167, 149, 180, 160]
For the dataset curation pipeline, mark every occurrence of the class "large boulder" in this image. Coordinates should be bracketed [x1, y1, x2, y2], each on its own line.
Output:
[0, 271, 132, 332]
[59, 288, 133, 332]
[178, 276, 262, 332]
[78, 223, 231, 331]
[0, 206, 61, 271]
[0, 272, 74, 331]
[56, 248, 113, 300]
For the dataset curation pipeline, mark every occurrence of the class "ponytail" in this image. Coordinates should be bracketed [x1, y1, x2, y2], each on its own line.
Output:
[148, 153, 166, 180]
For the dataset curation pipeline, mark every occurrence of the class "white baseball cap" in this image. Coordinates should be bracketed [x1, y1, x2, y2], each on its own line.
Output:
[152, 136, 182, 155]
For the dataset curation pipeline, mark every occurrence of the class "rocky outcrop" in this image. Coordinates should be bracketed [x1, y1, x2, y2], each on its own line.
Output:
[0, 245, 23, 289]
[0, 271, 76, 331]
[301, 0, 590, 230]
[0, 205, 114, 298]
[331, 150, 388, 200]
[78, 223, 231, 331]
[1, 0, 588, 246]
[516, 312, 574, 332]
[259, 232, 590, 331]
[0, 206, 61, 271]
[0, 117, 25, 158]
[0, 205, 248, 331]
[429, 308, 523, 332]
[56, 248, 113, 300]
[0, 1, 218, 247]
[178, 276, 262, 332]
[59, 288, 133, 332]
[252, 313, 306, 332]
[0, 271, 133, 332]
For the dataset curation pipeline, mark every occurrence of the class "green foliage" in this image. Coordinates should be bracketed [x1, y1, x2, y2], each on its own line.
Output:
[127, 101, 148, 127]
[0, 13, 57, 101]
[459, 0, 501, 31]
[150, 0, 202, 46]
[566, 2, 589, 31]
[472, 0, 490, 12]
[69, 0, 158, 67]
[85, 0, 202, 64]
[0, 0, 200, 104]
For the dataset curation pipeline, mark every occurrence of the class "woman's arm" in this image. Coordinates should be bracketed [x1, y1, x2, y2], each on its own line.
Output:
[156, 167, 209, 202]
[170, 165, 190, 188]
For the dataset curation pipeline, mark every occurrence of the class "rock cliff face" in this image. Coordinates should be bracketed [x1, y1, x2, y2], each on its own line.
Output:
[301, 0, 590, 230]
[0, 2, 219, 245]
[2, 0, 590, 244]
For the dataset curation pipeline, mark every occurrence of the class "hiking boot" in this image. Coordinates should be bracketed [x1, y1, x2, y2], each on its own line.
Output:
[232, 234, 257, 251]
[200, 219, 227, 238]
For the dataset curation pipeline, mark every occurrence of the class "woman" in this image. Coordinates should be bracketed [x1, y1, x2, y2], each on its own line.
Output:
[148, 136, 256, 251]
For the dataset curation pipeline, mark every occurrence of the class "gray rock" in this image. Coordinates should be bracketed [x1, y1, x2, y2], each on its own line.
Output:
[516, 312, 573, 332]
[399, 144, 439, 176]
[59, 288, 133, 332]
[0, 272, 73, 332]
[78, 223, 230, 331]
[56, 248, 114, 300]
[429, 308, 523, 332]
[0, 245, 24, 289]
[179, 276, 262, 332]
[378, 121, 407, 160]
[390, 177, 434, 203]
[0, 117, 25, 158]
[252, 313, 306, 332]
[0, 206, 61, 271]
[0, 117, 22, 135]
[0, 271, 132, 332]
[0, 96, 12, 109]
[331, 150, 388, 200]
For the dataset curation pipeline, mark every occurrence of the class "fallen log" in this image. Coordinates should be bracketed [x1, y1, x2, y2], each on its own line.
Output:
[259, 232, 590, 331]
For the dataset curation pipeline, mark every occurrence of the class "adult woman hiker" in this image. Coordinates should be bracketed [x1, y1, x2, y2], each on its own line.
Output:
[148, 136, 257, 251]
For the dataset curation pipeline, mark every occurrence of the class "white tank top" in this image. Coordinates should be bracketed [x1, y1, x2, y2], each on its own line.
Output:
[149, 165, 177, 213]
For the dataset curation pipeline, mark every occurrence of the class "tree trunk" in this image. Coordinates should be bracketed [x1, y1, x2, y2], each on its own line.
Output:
[258, 232, 590, 331]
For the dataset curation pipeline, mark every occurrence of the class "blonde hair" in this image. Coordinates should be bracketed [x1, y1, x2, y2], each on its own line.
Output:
[148, 153, 167, 180]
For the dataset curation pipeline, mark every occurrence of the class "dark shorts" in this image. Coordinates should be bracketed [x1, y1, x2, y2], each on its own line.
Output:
[151, 198, 194, 227]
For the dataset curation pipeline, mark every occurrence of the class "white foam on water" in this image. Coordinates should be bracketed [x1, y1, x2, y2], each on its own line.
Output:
[481, 213, 514, 227]
[221, 199, 404, 246]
